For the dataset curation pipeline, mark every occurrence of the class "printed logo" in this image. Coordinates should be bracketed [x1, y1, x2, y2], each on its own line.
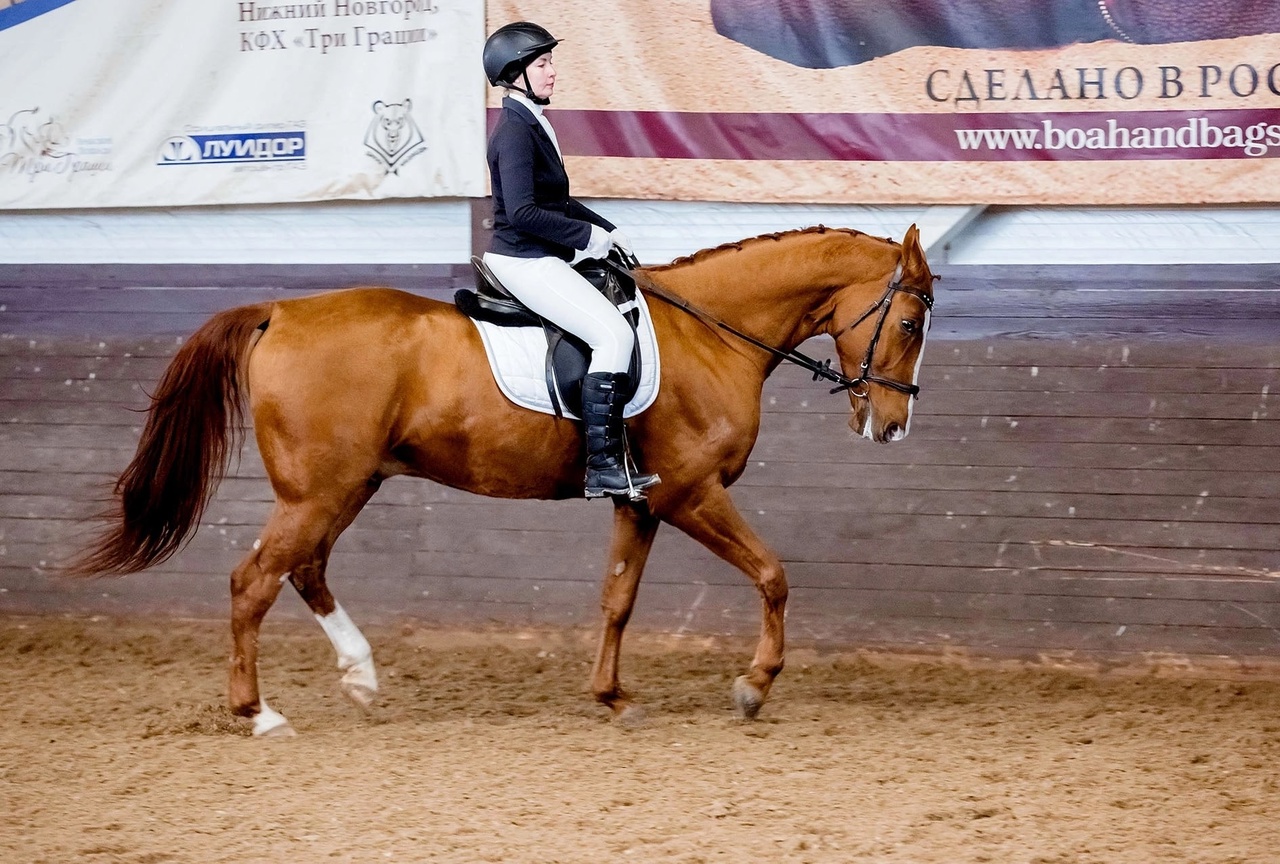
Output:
[364, 99, 426, 174]
[1, 106, 111, 180]
[157, 137, 201, 163]
[157, 131, 306, 165]
[0, 0, 81, 35]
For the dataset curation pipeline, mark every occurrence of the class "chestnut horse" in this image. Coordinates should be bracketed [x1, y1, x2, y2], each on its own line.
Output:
[74, 224, 936, 735]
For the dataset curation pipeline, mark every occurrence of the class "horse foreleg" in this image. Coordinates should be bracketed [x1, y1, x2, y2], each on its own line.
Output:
[590, 501, 660, 719]
[288, 478, 382, 711]
[668, 485, 788, 720]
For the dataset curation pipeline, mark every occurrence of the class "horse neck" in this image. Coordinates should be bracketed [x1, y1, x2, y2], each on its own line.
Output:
[651, 232, 900, 353]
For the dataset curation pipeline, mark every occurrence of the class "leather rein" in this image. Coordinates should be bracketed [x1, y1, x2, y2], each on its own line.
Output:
[611, 257, 933, 400]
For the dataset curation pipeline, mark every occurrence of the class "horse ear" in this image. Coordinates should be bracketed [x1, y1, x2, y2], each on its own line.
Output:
[900, 223, 927, 278]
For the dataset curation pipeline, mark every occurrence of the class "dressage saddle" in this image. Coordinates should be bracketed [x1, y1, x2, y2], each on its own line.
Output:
[454, 252, 644, 418]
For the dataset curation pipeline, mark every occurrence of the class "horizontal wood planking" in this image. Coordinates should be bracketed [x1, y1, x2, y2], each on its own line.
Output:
[1, 266, 1278, 667]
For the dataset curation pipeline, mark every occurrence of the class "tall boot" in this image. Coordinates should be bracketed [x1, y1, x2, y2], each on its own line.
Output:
[581, 371, 660, 499]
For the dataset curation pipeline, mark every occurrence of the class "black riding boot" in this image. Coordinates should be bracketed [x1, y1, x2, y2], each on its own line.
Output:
[581, 371, 660, 499]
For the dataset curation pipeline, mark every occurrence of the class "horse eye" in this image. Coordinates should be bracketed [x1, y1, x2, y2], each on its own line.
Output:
[901, 319, 918, 333]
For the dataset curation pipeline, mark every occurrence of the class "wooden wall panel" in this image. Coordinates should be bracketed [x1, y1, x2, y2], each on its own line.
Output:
[0, 264, 1277, 668]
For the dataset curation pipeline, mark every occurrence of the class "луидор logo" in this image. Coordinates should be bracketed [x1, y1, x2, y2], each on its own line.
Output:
[158, 131, 306, 165]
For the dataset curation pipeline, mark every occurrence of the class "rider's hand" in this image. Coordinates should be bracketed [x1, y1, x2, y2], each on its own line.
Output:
[609, 228, 634, 256]
[582, 224, 612, 260]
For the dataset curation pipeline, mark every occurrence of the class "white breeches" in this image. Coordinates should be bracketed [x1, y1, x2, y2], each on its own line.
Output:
[483, 252, 634, 373]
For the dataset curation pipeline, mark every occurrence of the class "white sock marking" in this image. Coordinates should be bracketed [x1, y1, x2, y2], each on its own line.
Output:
[252, 696, 290, 736]
[316, 604, 377, 693]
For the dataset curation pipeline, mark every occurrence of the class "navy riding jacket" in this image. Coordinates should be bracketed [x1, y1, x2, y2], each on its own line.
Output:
[487, 96, 615, 260]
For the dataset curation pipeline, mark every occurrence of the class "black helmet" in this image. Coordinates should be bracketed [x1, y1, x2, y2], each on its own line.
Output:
[483, 22, 559, 87]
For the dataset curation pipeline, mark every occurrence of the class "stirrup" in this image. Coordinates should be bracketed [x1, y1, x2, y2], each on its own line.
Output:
[585, 437, 661, 500]
[621, 425, 660, 500]
[585, 467, 661, 501]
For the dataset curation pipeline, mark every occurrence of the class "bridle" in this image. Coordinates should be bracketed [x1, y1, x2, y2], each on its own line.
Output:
[620, 256, 934, 401]
[830, 278, 934, 399]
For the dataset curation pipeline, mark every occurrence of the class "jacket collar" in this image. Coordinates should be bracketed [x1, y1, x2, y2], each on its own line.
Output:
[502, 95, 540, 126]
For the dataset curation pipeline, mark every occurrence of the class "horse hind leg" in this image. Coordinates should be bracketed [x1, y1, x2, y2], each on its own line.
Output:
[300, 580, 378, 711]
[229, 497, 360, 736]
[227, 517, 296, 737]
[288, 477, 382, 711]
[590, 501, 660, 723]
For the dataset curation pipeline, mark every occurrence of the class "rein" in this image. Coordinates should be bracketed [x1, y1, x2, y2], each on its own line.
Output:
[614, 258, 933, 400]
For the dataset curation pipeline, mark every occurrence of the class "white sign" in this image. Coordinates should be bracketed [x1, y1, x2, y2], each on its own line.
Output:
[0, 0, 486, 208]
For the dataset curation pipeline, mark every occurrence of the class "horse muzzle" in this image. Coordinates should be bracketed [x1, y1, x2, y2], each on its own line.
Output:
[849, 405, 909, 443]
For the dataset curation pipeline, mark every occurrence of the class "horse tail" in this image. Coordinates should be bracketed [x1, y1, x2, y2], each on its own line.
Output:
[70, 303, 273, 576]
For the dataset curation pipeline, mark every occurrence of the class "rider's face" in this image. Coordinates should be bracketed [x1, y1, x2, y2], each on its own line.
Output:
[524, 52, 555, 99]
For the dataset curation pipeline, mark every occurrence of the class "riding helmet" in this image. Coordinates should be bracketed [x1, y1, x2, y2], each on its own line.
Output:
[483, 22, 560, 86]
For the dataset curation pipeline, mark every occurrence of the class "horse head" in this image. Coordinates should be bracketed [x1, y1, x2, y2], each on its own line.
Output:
[831, 224, 935, 444]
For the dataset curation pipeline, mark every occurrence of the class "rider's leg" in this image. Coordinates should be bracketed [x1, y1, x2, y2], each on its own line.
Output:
[481, 254, 659, 497]
[481, 254, 634, 370]
[579, 370, 658, 497]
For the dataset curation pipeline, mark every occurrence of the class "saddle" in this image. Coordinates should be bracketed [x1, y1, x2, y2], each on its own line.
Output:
[454, 251, 644, 418]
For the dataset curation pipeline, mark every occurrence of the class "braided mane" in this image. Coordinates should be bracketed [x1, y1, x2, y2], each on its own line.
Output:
[645, 225, 896, 272]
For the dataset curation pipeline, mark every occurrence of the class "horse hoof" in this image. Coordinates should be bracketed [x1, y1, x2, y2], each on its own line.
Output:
[251, 700, 295, 737]
[256, 721, 297, 738]
[342, 682, 377, 712]
[616, 704, 648, 728]
[732, 675, 765, 720]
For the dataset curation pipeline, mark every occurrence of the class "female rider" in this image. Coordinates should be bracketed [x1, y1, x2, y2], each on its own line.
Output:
[481, 21, 659, 500]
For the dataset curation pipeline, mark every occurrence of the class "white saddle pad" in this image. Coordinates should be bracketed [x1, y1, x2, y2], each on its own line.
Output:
[471, 289, 661, 420]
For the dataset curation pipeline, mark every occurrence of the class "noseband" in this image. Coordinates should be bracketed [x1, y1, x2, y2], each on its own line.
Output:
[627, 256, 933, 401]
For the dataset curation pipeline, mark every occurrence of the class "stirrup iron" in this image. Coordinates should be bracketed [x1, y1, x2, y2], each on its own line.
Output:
[620, 430, 660, 501]
[584, 429, 660, 501]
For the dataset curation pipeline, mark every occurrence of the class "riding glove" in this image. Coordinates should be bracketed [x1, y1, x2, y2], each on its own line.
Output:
[609, 228, 634, 256]
[582, 224, 612, 260]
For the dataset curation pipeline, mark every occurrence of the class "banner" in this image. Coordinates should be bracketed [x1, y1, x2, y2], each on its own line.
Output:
[488, 1, 1280, 205]
[0, 0, 485, 209]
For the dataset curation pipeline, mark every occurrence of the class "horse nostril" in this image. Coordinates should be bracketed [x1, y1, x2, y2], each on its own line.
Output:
[882, 423, 901, 442]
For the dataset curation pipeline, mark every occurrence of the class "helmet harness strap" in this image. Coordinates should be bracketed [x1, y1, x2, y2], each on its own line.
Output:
[516, 67, 550, 105]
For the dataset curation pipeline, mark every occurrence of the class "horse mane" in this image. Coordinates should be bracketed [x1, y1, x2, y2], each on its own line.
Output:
[644, 225, 898, 273]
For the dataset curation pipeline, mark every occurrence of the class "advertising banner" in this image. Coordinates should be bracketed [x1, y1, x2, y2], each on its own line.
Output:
[0, 0, 485, 209]
[488, 0, 1280, 204]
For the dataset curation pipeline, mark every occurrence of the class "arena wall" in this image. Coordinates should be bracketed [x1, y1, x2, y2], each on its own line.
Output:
[0, 203, 1277, 667]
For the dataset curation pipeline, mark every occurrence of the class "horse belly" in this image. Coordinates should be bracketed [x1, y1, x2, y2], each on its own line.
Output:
[390, 315, 588, 500]
[394, 409, 587, 501]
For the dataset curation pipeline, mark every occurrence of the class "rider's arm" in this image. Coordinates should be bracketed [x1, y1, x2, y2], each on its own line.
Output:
[494, 120, 597, 251]
[566, 198, 616, 233]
